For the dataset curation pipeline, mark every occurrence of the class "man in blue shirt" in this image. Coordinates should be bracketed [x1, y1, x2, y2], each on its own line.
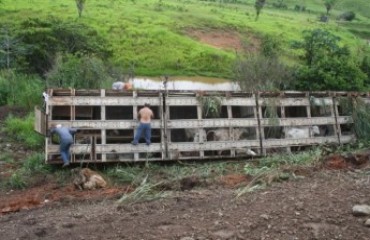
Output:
[49, 124, 78, 167]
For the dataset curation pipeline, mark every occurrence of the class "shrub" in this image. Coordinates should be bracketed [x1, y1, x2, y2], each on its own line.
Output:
[260, 34, 282, 58]
[272, 0, 287, 9]
[338, 11, 356, 21]
[46, 53, 113, 89]
[233, 54, 293, 91]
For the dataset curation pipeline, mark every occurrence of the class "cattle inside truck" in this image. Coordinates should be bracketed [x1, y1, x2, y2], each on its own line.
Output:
[34, 89, 362, 164]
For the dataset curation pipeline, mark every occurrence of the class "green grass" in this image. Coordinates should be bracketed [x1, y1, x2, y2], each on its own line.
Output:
[0, 0, 368, 78]
[0, 70, 44, 109]
[4, 113, 44, 149]
[1, 152, 52, 190]
[235, 149, 322, 197]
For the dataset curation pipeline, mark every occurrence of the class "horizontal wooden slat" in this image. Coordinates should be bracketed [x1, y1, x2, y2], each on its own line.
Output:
[49, 96, 160, 106]
[167, 119, 259, 128]
[260, 117, 338, 126]
[167, 140, 260, 151]
[48, 120, 162, 129]
[47, 143, 162, 154]
[263, 137, 339, 147]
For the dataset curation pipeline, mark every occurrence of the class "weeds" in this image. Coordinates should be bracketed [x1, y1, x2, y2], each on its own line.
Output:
[236, 149, 322, 197]
[1, 152, 52, 190]
[104, 165, 145, 185]
[21, 153, 51, 174]
[6, 171, 27, 189]
[117, 176, 169, 205]
[4, 113, 44, 149]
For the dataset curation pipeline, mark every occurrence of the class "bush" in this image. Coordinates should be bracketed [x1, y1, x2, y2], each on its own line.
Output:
[46, 53, 113, 89]
[260, 34, 282, 58]
[272, 0, 287, 9]
[4, 113, 44, 149]
[338, 11, 356, 21]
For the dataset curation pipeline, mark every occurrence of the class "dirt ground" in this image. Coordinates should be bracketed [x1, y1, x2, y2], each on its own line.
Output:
[1, 152, 370, 240]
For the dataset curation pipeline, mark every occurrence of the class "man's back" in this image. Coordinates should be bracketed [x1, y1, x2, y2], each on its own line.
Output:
[138, 107, 153, 123]
[51, 127, 76, 143]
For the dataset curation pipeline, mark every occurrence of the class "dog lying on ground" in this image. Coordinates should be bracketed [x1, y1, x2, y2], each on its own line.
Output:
[71, 167, 107, 190]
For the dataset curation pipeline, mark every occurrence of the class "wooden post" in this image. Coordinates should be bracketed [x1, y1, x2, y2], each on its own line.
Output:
[255, 92, 265, 155]
[196, 93, 205, 158]
[332, 95, 341, 144]
[101, 89, 106, 162]
[133, 91, 139, 161]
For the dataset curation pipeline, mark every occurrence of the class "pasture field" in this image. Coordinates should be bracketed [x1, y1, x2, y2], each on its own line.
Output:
[1, 0, 369, 77]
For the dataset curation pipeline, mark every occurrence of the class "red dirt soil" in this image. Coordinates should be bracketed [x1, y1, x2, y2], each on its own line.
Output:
[186, 29, 260, 52]
[0, 183, 129, 215]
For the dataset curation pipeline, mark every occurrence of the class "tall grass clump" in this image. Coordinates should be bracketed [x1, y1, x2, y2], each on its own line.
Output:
[3, 153, 51, 190]
[5, 171, 27, 189]
[117, 175, 169, 205]
[21, 152, 51, 174]
[4, 113, 44, 149]
[236, 149, 321, 197]
[0, 70, 44, 110]
[104, 165, 146, 185]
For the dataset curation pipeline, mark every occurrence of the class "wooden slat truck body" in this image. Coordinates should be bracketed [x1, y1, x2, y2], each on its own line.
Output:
[35, 89, 363, 164]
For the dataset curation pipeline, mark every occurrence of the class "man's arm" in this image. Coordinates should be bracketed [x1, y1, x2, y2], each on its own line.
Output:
[69, 128, 78, 135]
[48, 127, 56, 137]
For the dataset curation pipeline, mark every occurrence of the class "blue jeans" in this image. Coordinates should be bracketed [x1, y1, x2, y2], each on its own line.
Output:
[60, 141, 72, 164]
[132, 123, 151, 145]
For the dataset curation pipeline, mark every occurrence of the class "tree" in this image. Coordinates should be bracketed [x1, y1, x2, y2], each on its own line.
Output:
[75, 0, 86, 18]
[323, 0, 338, 15]
[233, 54, 293, 91]
[255, 0, 266, 21]
[13, 18, 111, 76]
[292, 29, 367, 91]
[292, 29, 345, 67]
[0, 27, 27, 69]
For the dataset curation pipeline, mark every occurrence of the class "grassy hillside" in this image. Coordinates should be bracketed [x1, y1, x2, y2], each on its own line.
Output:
[0, 0, 369, 78]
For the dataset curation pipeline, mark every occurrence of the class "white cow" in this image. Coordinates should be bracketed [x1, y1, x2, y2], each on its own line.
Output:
[284, 125, 320, 139]
[207, 128, 256, 156]
[207, 128, 248, 141]
[184, 128, 207, 142]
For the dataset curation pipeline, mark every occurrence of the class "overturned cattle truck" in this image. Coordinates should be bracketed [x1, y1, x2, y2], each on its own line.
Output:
[35, 89, 361, 164]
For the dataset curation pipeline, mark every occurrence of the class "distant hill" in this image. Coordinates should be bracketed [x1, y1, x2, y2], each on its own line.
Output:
[0, 0, 369, 78]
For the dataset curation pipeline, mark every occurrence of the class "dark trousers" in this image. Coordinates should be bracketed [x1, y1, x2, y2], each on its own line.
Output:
[132, 123, 151, 145]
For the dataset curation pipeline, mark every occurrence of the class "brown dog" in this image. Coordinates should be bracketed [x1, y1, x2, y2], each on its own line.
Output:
[71, 168, 107, 190]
